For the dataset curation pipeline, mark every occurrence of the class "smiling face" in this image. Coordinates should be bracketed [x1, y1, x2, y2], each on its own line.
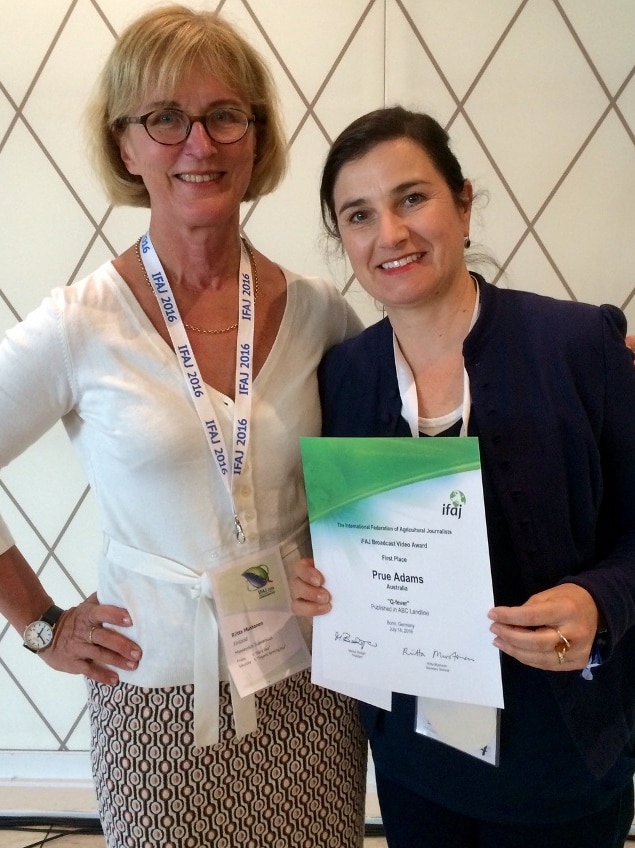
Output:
[117, 65, 256, 235]
[333, 137, 472, 312]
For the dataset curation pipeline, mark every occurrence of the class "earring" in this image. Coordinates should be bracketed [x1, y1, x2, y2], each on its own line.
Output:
[464, 236, 471, 249]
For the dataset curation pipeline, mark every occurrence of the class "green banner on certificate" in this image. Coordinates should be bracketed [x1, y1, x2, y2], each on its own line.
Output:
[301, 437, 481, 520]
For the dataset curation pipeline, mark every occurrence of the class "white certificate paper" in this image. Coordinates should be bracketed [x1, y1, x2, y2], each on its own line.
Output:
[300, 437, 503, 710]
[210, 546, 311, 697]
[416, 698, 500, 765]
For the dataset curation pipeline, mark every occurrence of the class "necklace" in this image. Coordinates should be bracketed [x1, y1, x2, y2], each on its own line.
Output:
[134, 237, 259, 335]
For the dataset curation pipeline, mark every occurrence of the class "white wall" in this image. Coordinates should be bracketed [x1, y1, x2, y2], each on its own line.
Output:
[1, 0, 634, 814]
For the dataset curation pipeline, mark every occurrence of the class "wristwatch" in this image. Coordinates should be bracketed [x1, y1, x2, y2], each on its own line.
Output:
[23, 604, 65, 653]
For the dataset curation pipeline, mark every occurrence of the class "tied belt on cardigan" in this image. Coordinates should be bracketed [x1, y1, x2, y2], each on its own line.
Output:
[101, 526, 311, 747]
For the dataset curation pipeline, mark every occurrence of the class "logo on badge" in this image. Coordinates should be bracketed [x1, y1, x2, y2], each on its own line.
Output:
[241, 564, 275, 599]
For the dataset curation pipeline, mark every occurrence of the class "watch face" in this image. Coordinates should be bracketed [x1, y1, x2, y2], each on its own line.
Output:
[24, 620, 54, 651]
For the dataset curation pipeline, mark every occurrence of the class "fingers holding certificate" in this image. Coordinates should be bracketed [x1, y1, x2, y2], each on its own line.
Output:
[290, 558, 332, 616]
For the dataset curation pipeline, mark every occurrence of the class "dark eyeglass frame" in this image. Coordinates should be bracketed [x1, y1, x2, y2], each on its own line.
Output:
[119, 107, 255, 146]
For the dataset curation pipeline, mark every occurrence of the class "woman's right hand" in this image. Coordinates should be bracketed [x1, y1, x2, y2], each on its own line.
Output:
[45, 592, 142, 685]
[290, 558, 332, 617]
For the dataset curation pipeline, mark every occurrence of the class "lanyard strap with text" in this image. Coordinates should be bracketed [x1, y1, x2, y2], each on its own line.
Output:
[139, 231, 255, 543]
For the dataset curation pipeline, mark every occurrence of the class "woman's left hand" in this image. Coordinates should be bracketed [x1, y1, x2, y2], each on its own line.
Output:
[488, 583, 599, 671]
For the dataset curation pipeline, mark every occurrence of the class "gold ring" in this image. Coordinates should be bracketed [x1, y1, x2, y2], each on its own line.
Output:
[553, 628, 571, 665]
[88, 625, 97, 644]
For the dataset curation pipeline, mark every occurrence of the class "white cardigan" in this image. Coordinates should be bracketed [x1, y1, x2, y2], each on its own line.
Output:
[0, 261, 361, 699]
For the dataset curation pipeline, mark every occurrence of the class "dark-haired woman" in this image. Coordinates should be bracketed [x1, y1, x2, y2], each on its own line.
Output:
[293, 106, 635, 847]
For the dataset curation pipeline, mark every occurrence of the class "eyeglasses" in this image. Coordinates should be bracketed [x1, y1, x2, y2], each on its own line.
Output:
[119, 107, 255, 146]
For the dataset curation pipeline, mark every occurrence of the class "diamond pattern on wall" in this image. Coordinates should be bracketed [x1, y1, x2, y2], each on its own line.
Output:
[1, 0, 634, 765]
[389, 0, 635, 309]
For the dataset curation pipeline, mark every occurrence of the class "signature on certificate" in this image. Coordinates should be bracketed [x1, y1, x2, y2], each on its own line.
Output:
[334, 631, 378, 650]
[432, 649, 476, 663]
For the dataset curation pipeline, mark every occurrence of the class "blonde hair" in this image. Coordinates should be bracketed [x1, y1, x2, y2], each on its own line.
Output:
[86, 4, 287, 206]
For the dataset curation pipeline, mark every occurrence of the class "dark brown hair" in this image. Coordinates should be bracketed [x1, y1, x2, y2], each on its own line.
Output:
[320, 106, 467, 238]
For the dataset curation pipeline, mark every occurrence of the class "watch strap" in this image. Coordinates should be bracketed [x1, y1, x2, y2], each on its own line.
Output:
[41, 604, 64, 627]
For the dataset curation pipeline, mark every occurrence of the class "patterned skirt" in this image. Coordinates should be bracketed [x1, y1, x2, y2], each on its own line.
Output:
[88, 670, 367, 847]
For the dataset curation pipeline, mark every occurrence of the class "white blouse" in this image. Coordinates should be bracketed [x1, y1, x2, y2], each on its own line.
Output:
[0, 261, 361, 737]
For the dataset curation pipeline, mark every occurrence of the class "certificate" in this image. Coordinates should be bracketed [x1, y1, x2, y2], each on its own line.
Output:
[210, 546, 311, 697]
[300, 437, 503, 710]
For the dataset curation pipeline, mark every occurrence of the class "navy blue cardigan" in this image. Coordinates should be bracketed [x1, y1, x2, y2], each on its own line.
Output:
[318, 277, 635, 779]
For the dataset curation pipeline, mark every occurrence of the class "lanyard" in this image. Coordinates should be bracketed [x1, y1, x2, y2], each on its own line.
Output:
[395, 284, 480, 439]
[138, 232, 255, 543]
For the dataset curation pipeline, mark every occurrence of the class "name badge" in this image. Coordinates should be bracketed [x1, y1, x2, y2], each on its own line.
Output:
[210, 545, 311, 696]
